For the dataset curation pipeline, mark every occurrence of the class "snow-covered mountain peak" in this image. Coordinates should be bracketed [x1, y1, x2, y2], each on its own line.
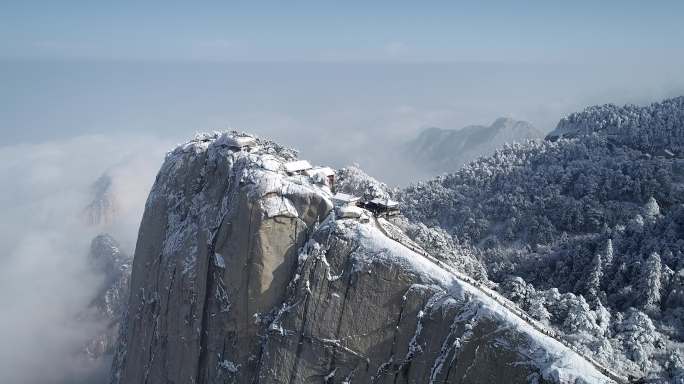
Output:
[111, 130, 619, 383]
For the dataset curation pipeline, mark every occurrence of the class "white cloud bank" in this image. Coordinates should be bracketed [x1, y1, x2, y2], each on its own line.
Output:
[0, 134, 171, 383]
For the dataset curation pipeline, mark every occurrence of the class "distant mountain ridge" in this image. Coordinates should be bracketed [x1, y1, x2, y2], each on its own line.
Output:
[407, 117, 544, 173]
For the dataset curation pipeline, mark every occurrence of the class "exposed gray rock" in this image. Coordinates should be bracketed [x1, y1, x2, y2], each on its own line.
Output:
[112, 132, 615, 383]
[257, 217, 612, 383]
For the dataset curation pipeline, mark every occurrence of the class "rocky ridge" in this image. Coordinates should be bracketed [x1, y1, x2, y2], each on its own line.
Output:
[111, 132, 619, 383]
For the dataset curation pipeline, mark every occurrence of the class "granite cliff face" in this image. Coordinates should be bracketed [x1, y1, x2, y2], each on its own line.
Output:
[111, 133, 615, 383]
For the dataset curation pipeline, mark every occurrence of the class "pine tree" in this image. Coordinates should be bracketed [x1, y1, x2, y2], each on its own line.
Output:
[666, 349, 684, 381]
[604, 238, 614, 267]
[642, 252, 662, 313]
[585, 252, 604, 307]
[644, 197, 660, 223]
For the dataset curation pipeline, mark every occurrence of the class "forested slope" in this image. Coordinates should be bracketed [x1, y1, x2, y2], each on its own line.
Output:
[400, 97, 684, 382]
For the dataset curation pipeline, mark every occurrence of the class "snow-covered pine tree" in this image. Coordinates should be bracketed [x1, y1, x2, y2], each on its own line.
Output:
[585, 251, 604, 307]
[641, 252, 663, 313]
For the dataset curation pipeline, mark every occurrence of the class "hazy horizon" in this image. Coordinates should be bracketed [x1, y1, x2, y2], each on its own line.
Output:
[3, 59, 684, 186]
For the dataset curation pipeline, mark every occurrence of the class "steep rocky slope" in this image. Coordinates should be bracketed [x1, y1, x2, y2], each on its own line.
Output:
[406, 118, 543, 174]
[83, 234, 131, 361]
[111, 132, 615, 383]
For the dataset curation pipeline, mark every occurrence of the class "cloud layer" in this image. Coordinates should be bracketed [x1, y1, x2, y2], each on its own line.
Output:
[0, 134, 170, 383]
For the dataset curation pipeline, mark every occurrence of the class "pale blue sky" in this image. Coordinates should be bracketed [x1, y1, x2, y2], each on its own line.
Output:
[2, 1, 684, 184]
[1, 1, 683, 62]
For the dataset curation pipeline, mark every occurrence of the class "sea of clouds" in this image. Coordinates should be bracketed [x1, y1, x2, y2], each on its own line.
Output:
[0, 134, 171, 383]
